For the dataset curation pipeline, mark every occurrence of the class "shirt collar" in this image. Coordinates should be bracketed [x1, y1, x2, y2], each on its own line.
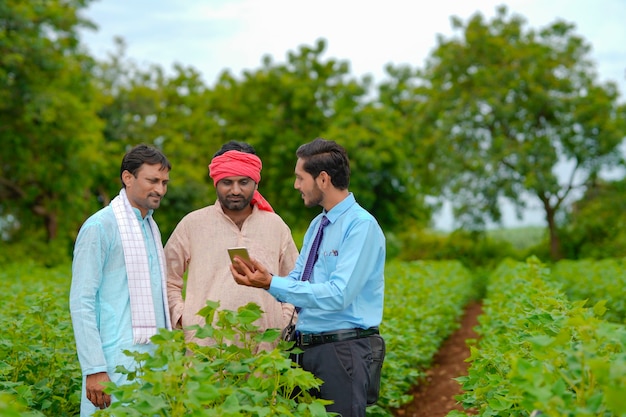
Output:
[322, 192, 355, 224]
[132, 207, 153, 221]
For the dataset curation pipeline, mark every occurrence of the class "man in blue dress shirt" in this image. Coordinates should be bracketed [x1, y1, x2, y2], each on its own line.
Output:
[231, 138, 386, 417]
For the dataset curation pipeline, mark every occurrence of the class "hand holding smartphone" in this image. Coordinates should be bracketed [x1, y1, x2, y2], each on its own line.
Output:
[228, 247, 255, 271]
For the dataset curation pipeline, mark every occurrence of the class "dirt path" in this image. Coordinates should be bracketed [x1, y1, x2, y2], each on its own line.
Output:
[392, 301, 482, 417]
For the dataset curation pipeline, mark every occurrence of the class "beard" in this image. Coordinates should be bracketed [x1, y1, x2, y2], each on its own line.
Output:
[303, 186, 323, 208]
[218, 192, 254, 211]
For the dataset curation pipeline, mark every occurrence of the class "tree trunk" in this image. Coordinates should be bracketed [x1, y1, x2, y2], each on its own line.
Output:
[32, 203, 58, 241]
[44, 212, 58, 242]
[545, 206, 562, 261]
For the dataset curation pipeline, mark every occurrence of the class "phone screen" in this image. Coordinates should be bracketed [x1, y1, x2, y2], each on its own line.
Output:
[228, 247, 252, 268]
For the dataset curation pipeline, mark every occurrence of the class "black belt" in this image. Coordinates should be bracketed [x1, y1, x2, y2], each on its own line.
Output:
[298, 327, 379, 347]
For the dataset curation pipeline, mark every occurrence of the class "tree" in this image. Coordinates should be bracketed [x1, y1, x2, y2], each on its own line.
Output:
[92, 38, 222, 239]
[561, 178, 626, 258]
[326, 96, 433, 231]
[0, 0, 103, 251]
[206, 39, 430, 233]
[208, 39, 368, 229]
[93, 39, 430, 237]
[412, 5, 626, 260]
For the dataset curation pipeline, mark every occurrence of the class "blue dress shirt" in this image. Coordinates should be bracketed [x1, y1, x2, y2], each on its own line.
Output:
[269, 193, 385, 333]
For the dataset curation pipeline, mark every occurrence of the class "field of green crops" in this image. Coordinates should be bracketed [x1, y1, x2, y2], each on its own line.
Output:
[1, 258, 625, 416]
[452, 257, 626, 417]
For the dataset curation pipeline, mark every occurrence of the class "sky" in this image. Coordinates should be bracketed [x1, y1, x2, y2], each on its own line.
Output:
[78, 0, 626, 230]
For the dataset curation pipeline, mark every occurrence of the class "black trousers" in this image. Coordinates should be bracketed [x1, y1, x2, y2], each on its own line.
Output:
[300, 337, 372, 417]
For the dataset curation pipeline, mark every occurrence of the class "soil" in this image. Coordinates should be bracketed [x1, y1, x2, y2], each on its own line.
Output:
[392, 301, 482, 417]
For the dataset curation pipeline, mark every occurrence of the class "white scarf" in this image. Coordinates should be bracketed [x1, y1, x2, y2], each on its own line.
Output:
[111, 188, 171, 344]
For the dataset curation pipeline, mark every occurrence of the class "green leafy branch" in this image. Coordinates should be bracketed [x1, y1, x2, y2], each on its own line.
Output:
[96, 301, 333, 417]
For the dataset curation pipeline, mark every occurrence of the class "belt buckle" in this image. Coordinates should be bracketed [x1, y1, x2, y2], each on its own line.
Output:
[302, 332, 316, 347]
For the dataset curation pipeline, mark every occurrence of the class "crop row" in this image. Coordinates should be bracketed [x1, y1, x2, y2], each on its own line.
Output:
[0, 260, 479, 416]
[373, 260, 479, 415]
[0, 263, 80, 416]
[551, 258, 626, 323]
[451, 257, 626, 417]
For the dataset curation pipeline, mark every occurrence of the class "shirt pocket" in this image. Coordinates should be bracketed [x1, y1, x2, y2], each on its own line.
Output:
[319, 247, 339, 279]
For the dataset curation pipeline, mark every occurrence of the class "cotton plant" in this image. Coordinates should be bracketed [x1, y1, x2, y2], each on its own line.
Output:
[96, 301, 333, 417]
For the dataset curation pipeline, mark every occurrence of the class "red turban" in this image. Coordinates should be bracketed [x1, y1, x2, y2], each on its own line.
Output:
[208, 150, 274, 212]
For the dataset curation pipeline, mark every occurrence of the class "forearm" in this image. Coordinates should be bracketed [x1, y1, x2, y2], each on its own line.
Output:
[165, 236, 188, 329]
[166, 277, 185, 329]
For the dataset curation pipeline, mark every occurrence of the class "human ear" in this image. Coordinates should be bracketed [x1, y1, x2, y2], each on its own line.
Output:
[121, 170, 134, 187]
[318, 171, 330, 187]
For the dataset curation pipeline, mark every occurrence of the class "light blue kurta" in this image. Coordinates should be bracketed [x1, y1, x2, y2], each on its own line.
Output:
[70, 203, 167, 416]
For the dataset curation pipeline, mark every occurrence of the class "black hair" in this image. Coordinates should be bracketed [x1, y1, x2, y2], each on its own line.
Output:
[120, 144, 171, 187]
[296, 138, 350, 189]
[213, 140, 257, 158]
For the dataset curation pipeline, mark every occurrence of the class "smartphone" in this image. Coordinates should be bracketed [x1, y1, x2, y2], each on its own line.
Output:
[228, 247, 253, 270]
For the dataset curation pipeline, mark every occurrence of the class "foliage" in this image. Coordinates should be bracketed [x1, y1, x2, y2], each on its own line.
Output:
[551, 258, 626, 323]
[206, 40, 358, 230]
[0, 392, 44, 417]
[0, 261, 333, 416]
[207, 39, 421, 231]
[375, 260, 478, 414]
[0, 237, 72, 266]
[1, 259, 481, 417]
[486, 226, 546, 251]
[5, 256, 626, 416]
[559, 178, 626, 259]
[85, 38, 427, 239]
[94, 260, 479, 417]
[0, 0, 104, 247]
[452, 257, 626, 416]
[409, 5, 626, 260]
[95, 301, 332, 416]
[3, 2, 626, 262]
[92, 38, 223, 240]
[0, 262, 81, 416]
[395, 225, 525, 270]
[326, 99, 433, 231]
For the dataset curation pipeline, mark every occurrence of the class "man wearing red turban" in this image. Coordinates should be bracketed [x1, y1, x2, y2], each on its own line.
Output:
[208, 149, 274, 213]
[164, 141, 299, 352]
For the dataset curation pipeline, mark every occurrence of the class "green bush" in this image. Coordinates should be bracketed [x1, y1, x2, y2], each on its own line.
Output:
[0, 392, 44, 417]
[396, 226, 522, 269]
[97, 301, 332, 417]
[551, 258, 626, 323]
[376, 260, 478, 413]
[453, 257, 626, 416]
[559, 179, 626, 259]
[0, 238, 72, 267]
[0, 263, 81, 416]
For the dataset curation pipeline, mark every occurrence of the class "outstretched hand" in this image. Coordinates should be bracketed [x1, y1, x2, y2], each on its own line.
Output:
[230, 256, 273, 290]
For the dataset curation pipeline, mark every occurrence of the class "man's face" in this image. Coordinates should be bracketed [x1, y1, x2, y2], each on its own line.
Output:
[123, 163, 169, 217]
[216, 176, 257, 211]
[294, 158, 323, 208]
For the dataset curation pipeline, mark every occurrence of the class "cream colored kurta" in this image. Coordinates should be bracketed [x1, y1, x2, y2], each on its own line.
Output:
[165, 202, 299, 351]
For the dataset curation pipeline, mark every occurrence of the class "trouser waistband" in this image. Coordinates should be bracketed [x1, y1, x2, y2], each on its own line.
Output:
[298, 327, 379, 347]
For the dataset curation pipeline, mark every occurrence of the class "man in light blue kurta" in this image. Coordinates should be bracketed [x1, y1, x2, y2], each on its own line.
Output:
[70, 145, 171, 416]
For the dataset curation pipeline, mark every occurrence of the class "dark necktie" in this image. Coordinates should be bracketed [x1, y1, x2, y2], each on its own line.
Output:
[301, 215, 330, 282]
